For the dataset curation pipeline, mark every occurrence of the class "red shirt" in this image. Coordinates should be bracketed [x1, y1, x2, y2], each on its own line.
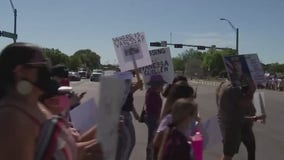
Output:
[145, 88, 162, 118]
[60, 79, 70, 86]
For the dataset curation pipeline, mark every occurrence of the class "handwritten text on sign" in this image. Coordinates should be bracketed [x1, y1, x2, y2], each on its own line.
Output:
[113, 32, 145, 48]
[112, 32, 152, 71]
[141, 47, 174, 85]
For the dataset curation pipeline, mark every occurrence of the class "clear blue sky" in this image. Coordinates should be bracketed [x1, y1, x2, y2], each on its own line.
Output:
[1, 0, 283, 64]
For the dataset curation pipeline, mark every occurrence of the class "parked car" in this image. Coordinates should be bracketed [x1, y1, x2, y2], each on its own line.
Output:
[78, 67, 91, 79]
[68, 71, 81, 81]
[90, 71, 103, 82]
[93, 69, 104, 74]
[103, 70, 116, 76]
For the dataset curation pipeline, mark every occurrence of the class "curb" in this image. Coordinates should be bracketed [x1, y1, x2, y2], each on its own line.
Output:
[189, 80, 221, 87]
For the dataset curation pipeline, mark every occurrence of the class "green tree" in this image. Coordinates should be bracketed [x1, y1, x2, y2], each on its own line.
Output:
[43, 48, 69, 65]
[178, 49, 204, 61]
[264, 63, 284, 75]
[172, 49, 205, 72]
[73, 49, 101, 69]
[172, 57, 185, 71]
[68, 54, 82, 71]
[202, 48, 236, 76]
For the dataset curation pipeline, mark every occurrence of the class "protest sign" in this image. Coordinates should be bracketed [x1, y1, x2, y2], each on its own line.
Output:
[96, 76, 130, 160]
[112, 32, 152, 72]
[140, 47, 174, 86]
[69, 98, 97, 133]
[200, 115, 222, 150]
[223, 54, 266, 87]
[253, 91, 266, 123]
[112, 71, 133, 80]
[244, 54, 266, 86]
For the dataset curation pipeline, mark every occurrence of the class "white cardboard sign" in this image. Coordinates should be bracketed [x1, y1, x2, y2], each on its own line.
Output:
[69, 98, 98, 133]
[140, 47, 174, 85]
[200, 115, 222, 150]
[96, 76, 130, 160]
[253, 91, 266, 117]
[112, 32, 152, 72]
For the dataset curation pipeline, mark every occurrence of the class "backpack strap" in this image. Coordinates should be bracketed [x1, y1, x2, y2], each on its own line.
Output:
[35, 116, 65, 160]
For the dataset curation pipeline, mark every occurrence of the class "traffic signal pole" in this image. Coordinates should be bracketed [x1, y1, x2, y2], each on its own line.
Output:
[13, 8, 17, 43]
[0, 0, 17, 42]
[150, 41, 230, 50]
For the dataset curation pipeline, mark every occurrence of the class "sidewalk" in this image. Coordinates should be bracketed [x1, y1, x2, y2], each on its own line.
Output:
[189, 79, 221, 87]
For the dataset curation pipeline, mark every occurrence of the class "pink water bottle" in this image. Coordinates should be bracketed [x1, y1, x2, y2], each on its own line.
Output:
[191, 131, 203, 160]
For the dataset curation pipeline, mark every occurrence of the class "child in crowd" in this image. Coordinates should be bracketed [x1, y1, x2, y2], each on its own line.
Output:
[158, 98, 198, 160]
[153, 81, 197, 160]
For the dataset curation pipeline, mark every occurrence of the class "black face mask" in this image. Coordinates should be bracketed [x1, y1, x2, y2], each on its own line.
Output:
[34, 67, 54, 93]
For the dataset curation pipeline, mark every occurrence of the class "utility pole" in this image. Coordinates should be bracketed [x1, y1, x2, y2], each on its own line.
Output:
[170, 32, 172, 43]
[9, 0, 17, 43]
[220, 18, 239, 54]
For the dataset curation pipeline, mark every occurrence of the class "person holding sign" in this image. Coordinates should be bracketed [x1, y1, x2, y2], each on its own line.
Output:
[116, 70, 143, 160]
[144, 74, 166, 160]
[216, 80, 265, 160]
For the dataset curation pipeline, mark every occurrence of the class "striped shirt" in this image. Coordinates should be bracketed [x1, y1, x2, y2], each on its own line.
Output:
[35, 116, 77, 160]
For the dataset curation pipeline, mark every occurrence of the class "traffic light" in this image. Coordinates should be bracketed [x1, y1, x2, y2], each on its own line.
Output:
[197, 46, 206, 50]
[174, 44, 183, 48]
[161, 41, 167, 47]
[150, 42, 162, 47]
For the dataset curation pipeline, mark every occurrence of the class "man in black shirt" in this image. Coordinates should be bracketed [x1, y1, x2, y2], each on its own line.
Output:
[116, 71, 143, 160]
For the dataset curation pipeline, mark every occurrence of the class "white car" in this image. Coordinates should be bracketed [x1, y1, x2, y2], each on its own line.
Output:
[90, 71, 103, 82]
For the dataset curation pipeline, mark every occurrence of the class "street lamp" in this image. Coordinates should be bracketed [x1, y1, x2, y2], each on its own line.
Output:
[220, 18, 239, 54]
[9, 0, 17, 43]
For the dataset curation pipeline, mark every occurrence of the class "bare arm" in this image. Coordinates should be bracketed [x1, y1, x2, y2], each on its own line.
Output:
[131, 107, 140, 120]
[78, 125, 97, 142]
[153, 131, 165, 160]
[0, 108, 37, 160]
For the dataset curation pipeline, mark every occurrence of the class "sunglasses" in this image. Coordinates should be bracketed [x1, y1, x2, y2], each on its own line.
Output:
[23, 64, 47, 69]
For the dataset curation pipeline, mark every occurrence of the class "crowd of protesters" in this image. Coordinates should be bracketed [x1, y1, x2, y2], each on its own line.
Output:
[264, 75, 284, 91]
[0, 42, 266, 160]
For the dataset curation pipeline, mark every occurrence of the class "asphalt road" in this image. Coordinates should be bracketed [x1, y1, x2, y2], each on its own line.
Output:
[71, 79, 284, 160]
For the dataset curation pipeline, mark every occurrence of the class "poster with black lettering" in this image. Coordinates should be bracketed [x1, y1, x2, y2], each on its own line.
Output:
[112, 32, 152, 71]
[140, 47, 174, 86]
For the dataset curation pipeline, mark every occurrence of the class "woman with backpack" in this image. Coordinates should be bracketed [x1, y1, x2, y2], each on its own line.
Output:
[0, 43, 77, 160]
[158, 98, 198, 160]
[153, 81, 197, 160]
